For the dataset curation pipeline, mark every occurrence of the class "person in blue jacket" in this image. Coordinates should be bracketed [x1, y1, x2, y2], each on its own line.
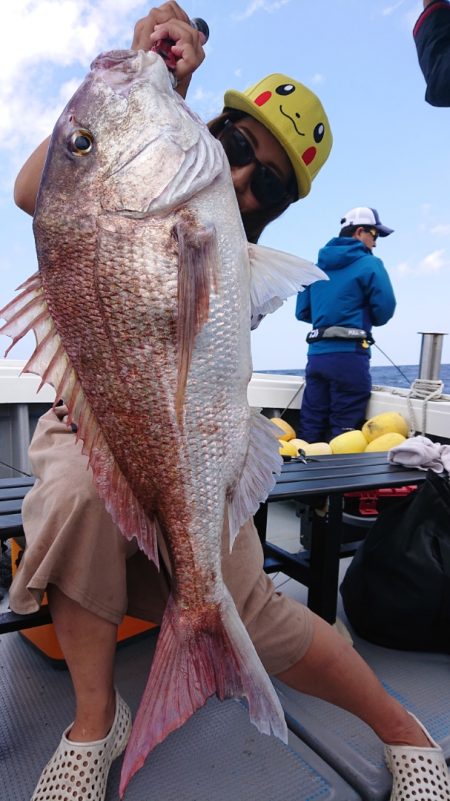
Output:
[414, 0, 450, 107]
[295, 207, 396, 443]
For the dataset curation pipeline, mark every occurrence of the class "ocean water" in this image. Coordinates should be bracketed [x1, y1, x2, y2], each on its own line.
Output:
[257, 364, 450, 394]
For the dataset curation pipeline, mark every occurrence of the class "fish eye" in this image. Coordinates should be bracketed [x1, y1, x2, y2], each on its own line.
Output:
[275, 83, 296, 96]
[69, 130, 94, 156]
[313, 123, 325, 143]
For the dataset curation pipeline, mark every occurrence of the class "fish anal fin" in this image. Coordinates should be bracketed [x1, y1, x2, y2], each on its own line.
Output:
[227, 410, 282, 547]
[172, 219, 218, 423]
[119, 591, 287, 797]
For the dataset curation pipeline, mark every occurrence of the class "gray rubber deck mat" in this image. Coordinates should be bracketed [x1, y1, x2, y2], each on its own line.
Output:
[0, 630, 361, 801]
[273, 627, 450, 801]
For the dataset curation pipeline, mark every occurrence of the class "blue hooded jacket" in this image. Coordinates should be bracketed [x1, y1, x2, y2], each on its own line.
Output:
[295, 237, 396, 355]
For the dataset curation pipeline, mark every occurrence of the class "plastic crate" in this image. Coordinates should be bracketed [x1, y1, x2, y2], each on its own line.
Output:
[10, 538, 156, 665]
[344, 485, 418, 517]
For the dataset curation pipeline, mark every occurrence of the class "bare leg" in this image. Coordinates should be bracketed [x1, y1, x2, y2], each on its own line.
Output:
[276, 613, 430, 747]
[48, 584, 118, 741]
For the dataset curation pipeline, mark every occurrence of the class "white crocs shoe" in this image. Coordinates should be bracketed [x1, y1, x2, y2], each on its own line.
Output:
[385, 713, 450, 800]
[31, 690, 132, 801]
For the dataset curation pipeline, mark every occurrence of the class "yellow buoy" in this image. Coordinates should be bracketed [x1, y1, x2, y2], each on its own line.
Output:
[303, 442, 332, 455]
[329, 430, 368, 454]
[271, 417, 297, 441]
[279, 439, 299, 457]
[362, 412, 408, 443]
[364, 432, 406, 452]
[289, 438, 310, 454]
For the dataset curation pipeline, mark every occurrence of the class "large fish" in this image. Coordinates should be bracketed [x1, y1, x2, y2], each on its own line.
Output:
[1, 50, 327, 795]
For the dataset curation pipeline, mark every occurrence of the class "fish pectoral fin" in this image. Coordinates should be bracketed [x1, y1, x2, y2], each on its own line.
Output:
[119, 590, 287, 796]
[173, 220, 218, 421]
[227, 410, 282, 547]
[248, 242, 328, 318]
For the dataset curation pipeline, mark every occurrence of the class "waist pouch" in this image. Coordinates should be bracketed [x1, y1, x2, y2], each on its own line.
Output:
[306, 326, 374, 346]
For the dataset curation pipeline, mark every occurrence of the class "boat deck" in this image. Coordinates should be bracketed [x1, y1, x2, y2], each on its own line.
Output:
[1, 500, 450, 800]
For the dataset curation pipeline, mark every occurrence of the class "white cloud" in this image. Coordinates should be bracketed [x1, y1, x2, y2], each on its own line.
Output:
[381, 0, 406, 16]
[310, 73, 324, 85]
[395, 250, 449, 275]
[419, 249, 448, 273]
[0, 0, 145, 190]
[430, 224, 450, 237]
[233, 0, 291, 22]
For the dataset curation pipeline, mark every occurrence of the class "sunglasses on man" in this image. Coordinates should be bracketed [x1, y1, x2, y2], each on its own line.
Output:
[219, 119, 296, 208]
[363, 227, 379, 241]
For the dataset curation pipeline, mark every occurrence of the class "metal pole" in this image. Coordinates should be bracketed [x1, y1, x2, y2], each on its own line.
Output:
[417, 332, 447, 380]
[11, 403, 31, 475]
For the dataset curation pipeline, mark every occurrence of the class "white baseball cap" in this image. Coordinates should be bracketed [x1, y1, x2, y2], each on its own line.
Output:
[340, 207, 394, 237]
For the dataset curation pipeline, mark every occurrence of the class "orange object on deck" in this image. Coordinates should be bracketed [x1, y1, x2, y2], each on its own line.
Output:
[10, 538, 156, 665]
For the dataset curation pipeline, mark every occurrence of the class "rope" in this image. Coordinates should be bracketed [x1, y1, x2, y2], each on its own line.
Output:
[407, 379, 445, 435]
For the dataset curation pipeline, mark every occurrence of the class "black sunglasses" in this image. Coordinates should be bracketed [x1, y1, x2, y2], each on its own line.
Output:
[219, 120, 296, 208]
[364, 227, 379, 241]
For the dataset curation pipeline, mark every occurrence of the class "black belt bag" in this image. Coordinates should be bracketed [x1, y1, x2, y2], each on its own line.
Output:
[306, 325, 374, 346]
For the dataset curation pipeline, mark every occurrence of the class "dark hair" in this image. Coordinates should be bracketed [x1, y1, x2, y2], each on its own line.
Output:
[208, 109, 296, 244]
[339, 224, 358, 238]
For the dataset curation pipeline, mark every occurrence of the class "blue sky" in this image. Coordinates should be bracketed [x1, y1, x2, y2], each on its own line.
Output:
[1, 0, 449, 372]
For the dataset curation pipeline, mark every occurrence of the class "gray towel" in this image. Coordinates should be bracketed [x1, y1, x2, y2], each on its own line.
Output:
[388, 435, 450, 473]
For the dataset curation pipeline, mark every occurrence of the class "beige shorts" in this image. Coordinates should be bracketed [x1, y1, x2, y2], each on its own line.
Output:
[9, 410, 314, 675]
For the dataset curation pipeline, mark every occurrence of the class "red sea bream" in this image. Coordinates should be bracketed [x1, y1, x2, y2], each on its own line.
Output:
[0, 49, 327, 795]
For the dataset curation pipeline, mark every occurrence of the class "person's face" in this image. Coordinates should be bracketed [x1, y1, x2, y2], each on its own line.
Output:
[220, 116, 295, 213]
[355, 226, 378, 251]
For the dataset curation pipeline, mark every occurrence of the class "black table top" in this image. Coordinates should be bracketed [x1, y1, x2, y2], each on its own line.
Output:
[268, 452, 427, 501]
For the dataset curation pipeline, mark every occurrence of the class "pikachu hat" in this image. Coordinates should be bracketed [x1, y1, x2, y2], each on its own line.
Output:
[224, 74, 333, 199]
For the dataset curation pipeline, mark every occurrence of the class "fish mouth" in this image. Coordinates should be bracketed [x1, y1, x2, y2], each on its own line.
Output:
[91, 49, 156, 71]
[90, 49, 169, 98]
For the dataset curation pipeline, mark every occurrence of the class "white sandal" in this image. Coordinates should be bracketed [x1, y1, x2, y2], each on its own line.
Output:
[31, 690, 132, 801]
[385, 713, 450, 800]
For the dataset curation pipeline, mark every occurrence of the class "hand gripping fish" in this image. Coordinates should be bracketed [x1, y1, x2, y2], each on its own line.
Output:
[0, 50, 327, 795]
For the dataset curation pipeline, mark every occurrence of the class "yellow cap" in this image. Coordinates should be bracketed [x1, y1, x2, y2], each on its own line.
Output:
[224, 74, 332, 199]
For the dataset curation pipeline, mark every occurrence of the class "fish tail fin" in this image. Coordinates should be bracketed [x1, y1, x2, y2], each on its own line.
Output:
[119, 592, 287, 796]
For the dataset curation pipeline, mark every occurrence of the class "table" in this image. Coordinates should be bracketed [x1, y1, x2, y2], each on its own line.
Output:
[0, 475, 52, 633]
[255, 452, 427, 624]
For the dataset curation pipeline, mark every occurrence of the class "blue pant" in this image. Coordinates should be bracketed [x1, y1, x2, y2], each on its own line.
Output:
[298, 352, 371, 442]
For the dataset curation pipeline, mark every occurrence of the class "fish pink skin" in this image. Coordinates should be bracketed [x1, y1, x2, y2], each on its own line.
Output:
[1, 49, 289, 795]
[1, 50, 327, 796]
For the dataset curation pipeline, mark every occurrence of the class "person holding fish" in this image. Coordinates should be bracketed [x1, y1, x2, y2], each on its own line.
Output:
[5, 3, 450, 801]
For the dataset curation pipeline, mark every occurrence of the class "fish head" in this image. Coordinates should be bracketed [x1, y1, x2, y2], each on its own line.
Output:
[35, 49, 227, 222]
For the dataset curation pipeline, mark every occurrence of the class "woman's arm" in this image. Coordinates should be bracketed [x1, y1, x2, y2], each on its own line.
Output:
[14, 136, 50, 216]
[132, 2, 206, 99]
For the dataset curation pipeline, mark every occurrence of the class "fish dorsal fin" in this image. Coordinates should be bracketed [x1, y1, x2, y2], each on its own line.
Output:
[0, 272, 158, 564]
[248, 242, 328, 318]
[173, 220, 218, 423]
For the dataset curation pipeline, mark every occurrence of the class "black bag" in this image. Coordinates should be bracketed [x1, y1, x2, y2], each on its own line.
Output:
[340, 470, 450, 652]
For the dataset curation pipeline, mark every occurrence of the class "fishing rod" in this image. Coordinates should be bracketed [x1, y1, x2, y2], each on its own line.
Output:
[372, 343, 413, 387]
